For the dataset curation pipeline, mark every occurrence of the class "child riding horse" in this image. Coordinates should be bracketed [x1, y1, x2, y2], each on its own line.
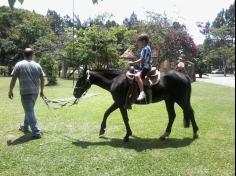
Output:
[128, 34, 153, 101]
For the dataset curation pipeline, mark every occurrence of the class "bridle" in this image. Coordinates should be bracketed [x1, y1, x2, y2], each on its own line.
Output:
[74, 70, 91, 97]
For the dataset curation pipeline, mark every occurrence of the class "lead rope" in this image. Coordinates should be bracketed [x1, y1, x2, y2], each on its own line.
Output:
[41, 95, 79, 110]
[41, 95, 59, 118]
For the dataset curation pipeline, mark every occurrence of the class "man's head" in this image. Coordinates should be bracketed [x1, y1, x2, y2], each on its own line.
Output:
[137, 33, 149, 48]
[23, 48, 33, 60]
[177, 62, 185, 73]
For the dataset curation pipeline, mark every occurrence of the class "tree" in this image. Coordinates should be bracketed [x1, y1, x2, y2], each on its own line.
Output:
[8, 0, 102, 9]
[0, 7, 52, 68]
[82, 13, 115, 28]
[0, 39, 17, 67]
[63, 15, 74, 28]
[123, 12, 139, 29]
[65, 26, 118, 69]
[163, 24, 197, 62]
[31, 35, 58, 85]
[105, 20, 118, 28]
[74, 15, 82, 29]
[8, 0, 24, 9]
[46, 10, 64, 35]
[208, 46, 235, 76]
[193, 45, 208, 78]
[140, 12, 197, 67]
[202, 2, 235, 76]
[110, 26, 137, 54]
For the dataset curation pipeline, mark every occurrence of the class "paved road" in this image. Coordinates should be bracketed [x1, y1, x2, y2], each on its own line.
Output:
[196, 74, 235, 88]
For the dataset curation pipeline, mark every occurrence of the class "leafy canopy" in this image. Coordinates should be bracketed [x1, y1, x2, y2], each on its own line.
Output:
[8, 0, 102, 9]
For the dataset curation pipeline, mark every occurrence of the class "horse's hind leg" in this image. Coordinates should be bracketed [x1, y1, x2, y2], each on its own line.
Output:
[160, 99, 176, 140]
[120, 107, 132, 142]
[177, 101, 199, 139]
[99, 103, 118, 136]
[188, 106, 199, 139]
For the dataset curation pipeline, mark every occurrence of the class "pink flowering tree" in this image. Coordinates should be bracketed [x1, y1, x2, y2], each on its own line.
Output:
[163, 28, 197, 63]
[196, 21, 210, 35]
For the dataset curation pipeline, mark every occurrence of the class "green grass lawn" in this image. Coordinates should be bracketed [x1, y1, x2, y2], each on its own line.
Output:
[0, 77, 235, 176]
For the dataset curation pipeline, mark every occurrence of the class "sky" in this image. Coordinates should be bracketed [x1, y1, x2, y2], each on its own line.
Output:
[0, 0, 234, 44]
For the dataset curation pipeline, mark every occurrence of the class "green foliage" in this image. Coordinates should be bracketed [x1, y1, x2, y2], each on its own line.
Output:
[0, 39, 17, 66]
[46, 10, 65, 35]
[8, 0, 101, 9]
[141, 12, 197, 65]
[32, 34, 70, 85]
[117, 59, 128, 70]
[0, 7, 52, 66]
[8, 0, 16, 9]
[10, 14, 51, 47]
[202, 2, 235, 75]
[208, 46, 235, 66]
[65, 25, 137, 69]
[38, 56, 58, 86]
[110, 26, 137, 53]
[193, 45, 208, 77]
[32, 35, 58, 86]
[123, 12, 139, 29]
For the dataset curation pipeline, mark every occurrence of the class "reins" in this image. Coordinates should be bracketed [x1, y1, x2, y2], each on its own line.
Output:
[42, 70, 92, 110]
[41, 95, 79, 110]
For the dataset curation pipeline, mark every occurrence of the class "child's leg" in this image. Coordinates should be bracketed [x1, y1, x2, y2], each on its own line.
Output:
[135, 72, 146, 100]
[135, 73, 144, 92]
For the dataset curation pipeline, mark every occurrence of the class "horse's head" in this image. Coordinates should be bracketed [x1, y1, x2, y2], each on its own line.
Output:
[73, 66, 91, 98]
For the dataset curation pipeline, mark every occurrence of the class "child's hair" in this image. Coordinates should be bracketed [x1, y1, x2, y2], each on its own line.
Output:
[137, 33, 149, 44]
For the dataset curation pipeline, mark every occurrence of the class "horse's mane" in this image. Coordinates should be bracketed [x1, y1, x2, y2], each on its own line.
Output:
[92, 69, 125, 79]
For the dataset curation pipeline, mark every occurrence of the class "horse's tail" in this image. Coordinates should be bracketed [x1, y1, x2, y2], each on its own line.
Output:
[183, 75, 193, 128]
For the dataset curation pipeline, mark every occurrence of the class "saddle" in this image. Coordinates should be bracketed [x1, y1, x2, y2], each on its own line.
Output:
[124, 67, 161, 109]
[126, 67, 161, 87]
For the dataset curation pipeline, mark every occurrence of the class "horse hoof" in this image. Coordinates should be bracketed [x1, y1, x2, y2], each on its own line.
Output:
[193, 132, 199, 139]
[99, 129, 106, 136]
[160, 136, 167, 141]
[160, 132, 170, 140]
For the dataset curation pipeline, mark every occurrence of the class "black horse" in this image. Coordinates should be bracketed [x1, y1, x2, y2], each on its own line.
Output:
[73, 66, 199, 142]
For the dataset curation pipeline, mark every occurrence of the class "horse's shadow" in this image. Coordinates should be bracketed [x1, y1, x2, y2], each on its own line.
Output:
[71, 135, 195, 152]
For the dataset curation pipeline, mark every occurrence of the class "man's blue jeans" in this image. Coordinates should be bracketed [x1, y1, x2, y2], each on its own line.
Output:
[21, 94, 41, 137]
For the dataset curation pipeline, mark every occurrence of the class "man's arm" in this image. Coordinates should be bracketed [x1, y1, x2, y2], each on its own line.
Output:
[40, 77, 45, 97]
[8, 77, 17, 99]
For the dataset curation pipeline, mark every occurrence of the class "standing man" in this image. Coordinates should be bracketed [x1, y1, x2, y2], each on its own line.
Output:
[8, 48, 45, 139]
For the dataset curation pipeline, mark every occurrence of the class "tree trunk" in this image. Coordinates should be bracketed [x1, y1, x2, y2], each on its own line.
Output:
[199, 72, 203, 78]
[223, 58, 227, 77]
[61, 59, 67, 78]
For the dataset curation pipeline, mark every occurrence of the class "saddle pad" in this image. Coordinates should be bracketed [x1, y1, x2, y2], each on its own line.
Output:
[126, 70, 161, 87]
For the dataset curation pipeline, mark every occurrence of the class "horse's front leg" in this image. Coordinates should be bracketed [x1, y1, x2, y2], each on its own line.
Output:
[99, 103, 118, 136]
[120, 107, 133, 142]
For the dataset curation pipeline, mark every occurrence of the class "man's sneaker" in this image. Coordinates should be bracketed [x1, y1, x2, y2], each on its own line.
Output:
[137, 91, 146, 101]
[19, 125, 30, 133]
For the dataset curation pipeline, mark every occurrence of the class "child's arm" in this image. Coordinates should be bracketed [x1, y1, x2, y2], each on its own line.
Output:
[129, 58, 142, 65]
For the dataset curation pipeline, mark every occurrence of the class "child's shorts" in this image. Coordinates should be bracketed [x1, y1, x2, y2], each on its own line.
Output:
[140, 68, 150, 79]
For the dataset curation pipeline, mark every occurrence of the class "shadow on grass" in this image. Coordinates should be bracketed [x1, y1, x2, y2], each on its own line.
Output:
[71, 135, 195, 152]
[7, 133, 33, 146]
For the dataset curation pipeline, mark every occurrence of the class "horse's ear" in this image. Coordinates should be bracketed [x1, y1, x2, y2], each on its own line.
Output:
[83, 65, 88, 75]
